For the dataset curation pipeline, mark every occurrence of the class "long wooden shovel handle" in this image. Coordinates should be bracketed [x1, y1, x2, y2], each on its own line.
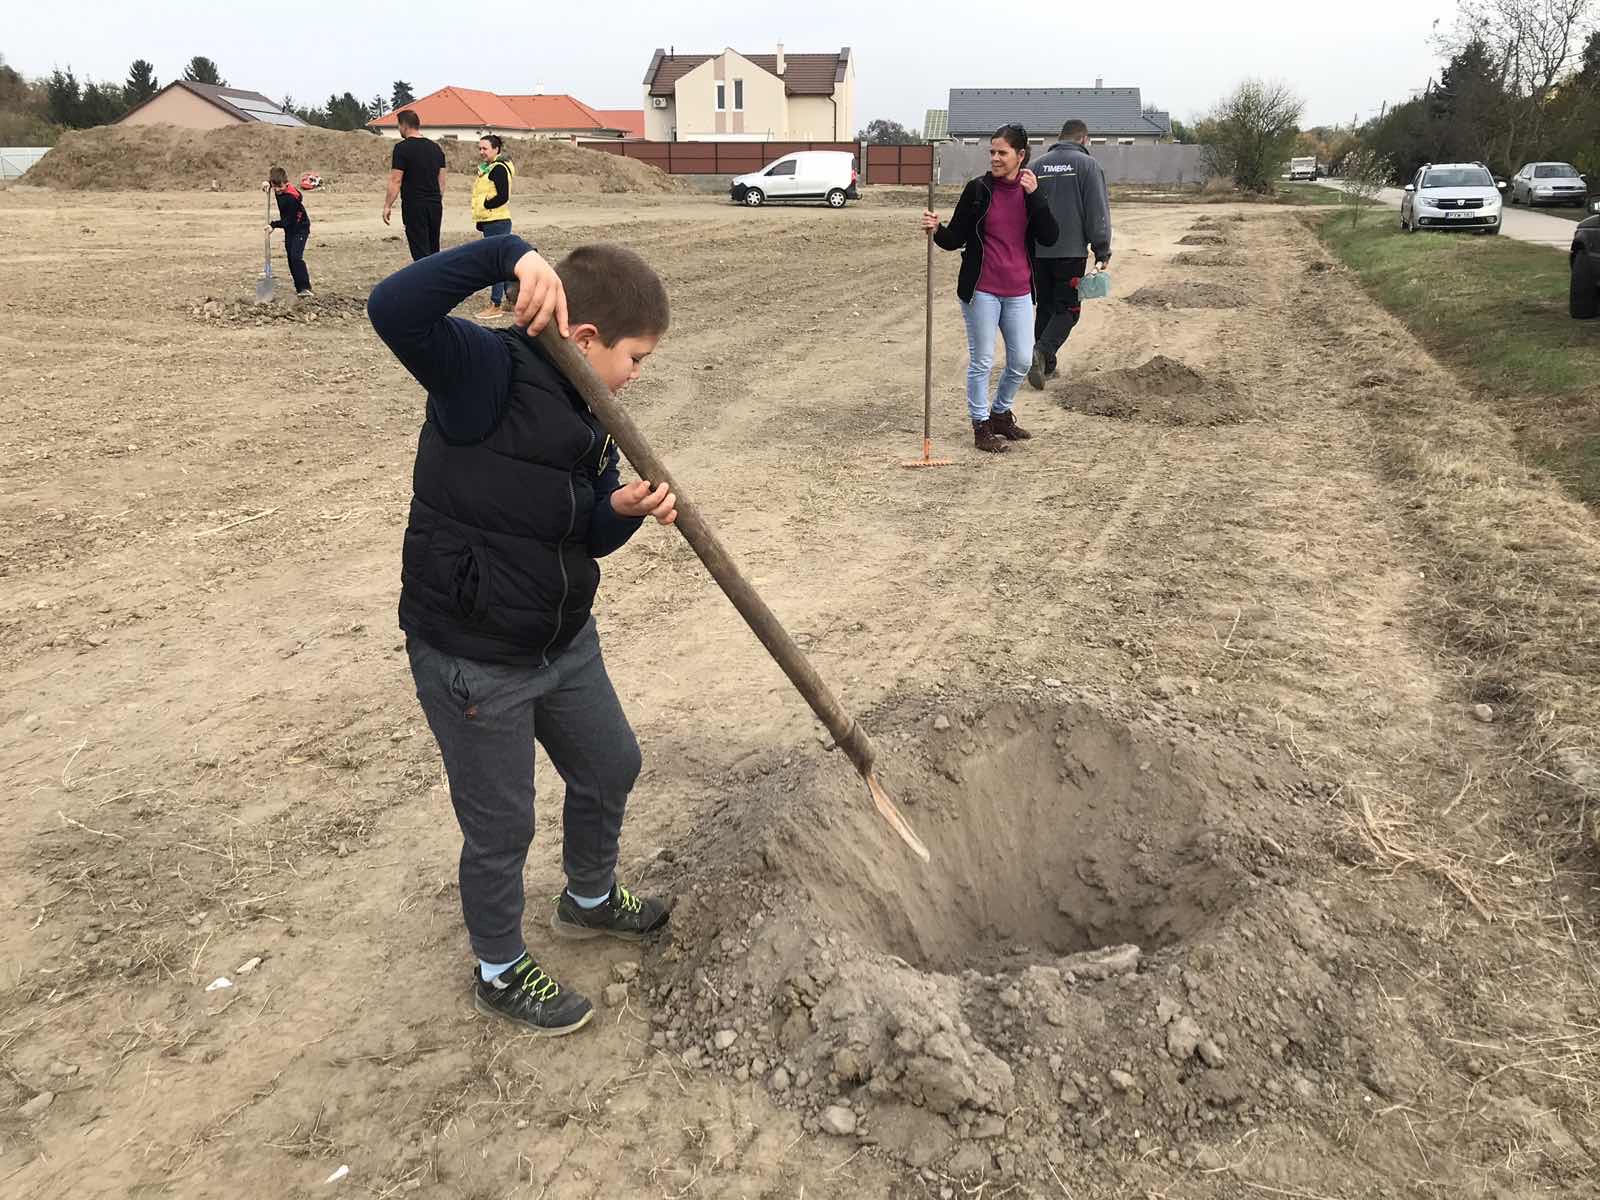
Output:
[536, 326, 877, 775]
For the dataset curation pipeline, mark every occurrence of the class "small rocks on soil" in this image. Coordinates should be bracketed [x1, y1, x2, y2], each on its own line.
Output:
[603, 982, 630, 1007]
[819, 1105, 857, 1136]
[1472, 703, 1495, 723]
[20, 1091, 55, 1119]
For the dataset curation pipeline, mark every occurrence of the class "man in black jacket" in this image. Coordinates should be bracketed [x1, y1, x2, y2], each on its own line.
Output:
[1027, 120, 1112, 387]
[368, 235, 677, 1036]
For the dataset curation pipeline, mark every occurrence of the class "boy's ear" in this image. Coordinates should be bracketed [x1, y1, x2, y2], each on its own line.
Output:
[569, 322, 603, 353]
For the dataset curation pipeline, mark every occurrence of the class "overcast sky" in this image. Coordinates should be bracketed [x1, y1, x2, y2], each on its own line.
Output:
[10, 0, 1451, 130]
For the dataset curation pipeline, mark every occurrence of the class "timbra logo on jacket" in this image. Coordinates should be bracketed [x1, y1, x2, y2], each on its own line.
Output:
[1030, 141, 1112, 262]
[399, 330, 614, 666]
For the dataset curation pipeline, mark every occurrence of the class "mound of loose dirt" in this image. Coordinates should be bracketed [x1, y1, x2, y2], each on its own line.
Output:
[1060, 355, 1251, 425]
[643, 699, 1380, 1184]
[186, 292, 369, 326]
[1127, 282, 1245, 310]
[25, 124, 680, 193]
[1172, 252, 1244, 268]
[1177, 233, 1227, 246]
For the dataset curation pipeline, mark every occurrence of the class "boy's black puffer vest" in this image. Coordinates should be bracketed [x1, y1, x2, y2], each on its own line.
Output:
[399, 329, 610, 666]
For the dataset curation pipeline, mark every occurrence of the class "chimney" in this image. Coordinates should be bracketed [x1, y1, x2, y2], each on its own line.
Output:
[1095, 76, 1103, 89]
[776, 43, 786, 75]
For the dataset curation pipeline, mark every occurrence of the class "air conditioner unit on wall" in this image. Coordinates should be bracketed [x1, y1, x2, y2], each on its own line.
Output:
[652, 97, 668, 109]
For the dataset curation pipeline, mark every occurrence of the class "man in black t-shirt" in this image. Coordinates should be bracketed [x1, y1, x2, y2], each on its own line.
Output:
[383, 109, 448, 260]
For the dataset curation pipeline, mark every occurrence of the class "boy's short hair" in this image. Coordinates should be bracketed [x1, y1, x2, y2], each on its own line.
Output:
[557, 244, 669, 343]
[268, 166, 288, 186]
[396, 109, 420, 130]
[1060, 119, 1089, 140]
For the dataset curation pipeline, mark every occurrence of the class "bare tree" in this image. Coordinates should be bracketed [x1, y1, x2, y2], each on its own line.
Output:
[1435, 0, 1596, 160]
[1198, 80, 1305, 193]
[1339, 147, 1394, 227]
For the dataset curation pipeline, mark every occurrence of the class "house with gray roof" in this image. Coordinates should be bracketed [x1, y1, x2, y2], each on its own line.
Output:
[119, 81, 307, 130]
[945, 83, 1170, 145]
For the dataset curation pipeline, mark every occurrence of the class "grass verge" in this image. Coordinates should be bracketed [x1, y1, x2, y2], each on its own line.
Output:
[1318, 209, 1600, 507]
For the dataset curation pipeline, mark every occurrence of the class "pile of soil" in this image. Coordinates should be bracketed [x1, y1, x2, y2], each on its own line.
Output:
[1059, 355, 1251, 426]
[1127, 282, 1245, 310]
[642, 699, 1385, 1186]
[1172, 252, 1244, 268]
[186, 292, 369, 326]
[1177, 233, 1228, 247]
[25, 125, 680, 194]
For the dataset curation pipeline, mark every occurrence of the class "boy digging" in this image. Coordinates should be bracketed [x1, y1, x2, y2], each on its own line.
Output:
[267, 167, 313, 298]
[368, 233, 676, 1035]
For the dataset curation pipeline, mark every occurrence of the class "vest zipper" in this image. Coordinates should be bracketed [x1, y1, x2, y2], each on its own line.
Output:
[540, 425, 596, 667]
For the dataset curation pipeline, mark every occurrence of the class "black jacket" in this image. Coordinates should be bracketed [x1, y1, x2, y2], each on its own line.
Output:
[933, 174, 1060, 302]
[398, 329, 619, 666]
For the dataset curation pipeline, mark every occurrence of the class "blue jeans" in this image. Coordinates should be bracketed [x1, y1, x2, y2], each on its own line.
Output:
[479, 218, 513, 303]
[959, 290, 1034, 422]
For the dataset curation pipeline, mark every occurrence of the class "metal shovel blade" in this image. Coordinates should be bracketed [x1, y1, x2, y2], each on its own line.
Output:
[867, 773, 930, 862]
[256, 235, 275, 304]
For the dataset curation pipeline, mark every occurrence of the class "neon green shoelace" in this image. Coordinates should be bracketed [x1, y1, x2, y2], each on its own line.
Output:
[514, 961, 559, 1002]
[614, 886, 643, 915]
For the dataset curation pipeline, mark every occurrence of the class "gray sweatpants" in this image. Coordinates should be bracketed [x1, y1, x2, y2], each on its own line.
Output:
[407, 618, 641, 963]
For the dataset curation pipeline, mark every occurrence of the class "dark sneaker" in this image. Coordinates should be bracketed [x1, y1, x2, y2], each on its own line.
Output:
[1026, 349, 1045, 391]
[473, 954, 593, 1036]
[551, 884, 670, 942]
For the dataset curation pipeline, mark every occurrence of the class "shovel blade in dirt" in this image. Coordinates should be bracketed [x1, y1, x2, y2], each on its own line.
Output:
[535, 324, 930, 863]
[255, 270, 275, 304]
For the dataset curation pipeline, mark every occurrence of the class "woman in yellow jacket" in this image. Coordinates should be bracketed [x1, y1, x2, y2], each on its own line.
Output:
[471, 134, 516, 318]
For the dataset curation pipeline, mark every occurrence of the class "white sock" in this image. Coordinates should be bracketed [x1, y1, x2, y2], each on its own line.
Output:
[566, 887, 611, 910]
[479, 954, 523, 984]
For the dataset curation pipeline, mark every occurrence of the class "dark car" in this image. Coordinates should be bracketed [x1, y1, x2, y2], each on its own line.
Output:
[1573, 195, 1600, 319]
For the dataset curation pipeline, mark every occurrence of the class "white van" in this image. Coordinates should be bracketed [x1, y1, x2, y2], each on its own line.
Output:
[730, 151, 859, 209]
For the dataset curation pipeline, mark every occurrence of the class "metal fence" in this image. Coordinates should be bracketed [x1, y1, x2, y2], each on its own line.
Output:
[584, 140, 934, 185]
[1, 147, 50, 180]
[935, 142, 1213, 187]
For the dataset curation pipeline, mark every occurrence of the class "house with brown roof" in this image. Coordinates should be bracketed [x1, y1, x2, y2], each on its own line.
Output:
[642, 46, 854, 142]
[369, 87, 632, 140]
[119, 81, 307, 130]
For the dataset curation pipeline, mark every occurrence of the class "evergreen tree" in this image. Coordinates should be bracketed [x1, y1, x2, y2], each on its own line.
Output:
[182, 57, 225, 86]
[124, 59, 158, 106]
[391, 80, 415, 110]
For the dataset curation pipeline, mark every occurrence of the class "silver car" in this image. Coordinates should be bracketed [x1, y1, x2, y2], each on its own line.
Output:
[1510, 162, 1588, 207]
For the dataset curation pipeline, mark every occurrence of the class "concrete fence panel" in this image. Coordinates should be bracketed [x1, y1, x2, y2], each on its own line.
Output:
[935, 143, 1213, 186]
[3, 147, 51, 181]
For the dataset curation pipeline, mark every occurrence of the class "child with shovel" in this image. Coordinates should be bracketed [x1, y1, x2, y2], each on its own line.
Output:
[266, 167, 313, 298]
[367, 234, 676, 1036]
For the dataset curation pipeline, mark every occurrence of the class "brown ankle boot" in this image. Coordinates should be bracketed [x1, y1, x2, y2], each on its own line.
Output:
[990, 409, 1032, 440]
[973, 418, 1010, 453]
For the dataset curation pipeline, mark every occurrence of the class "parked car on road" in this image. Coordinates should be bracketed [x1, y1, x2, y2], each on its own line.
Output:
[730, 151, 859, 209]
[1400, 162, 1504, 235]
[1510, 162, 1589, 207]
[1571, 196, 1600, 319]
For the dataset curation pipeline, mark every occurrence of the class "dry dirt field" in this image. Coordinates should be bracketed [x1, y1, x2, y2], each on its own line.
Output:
[1, 180, 1597, 1200]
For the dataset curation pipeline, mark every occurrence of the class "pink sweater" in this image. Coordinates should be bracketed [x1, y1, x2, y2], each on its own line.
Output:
[975, 174, 1032, 298]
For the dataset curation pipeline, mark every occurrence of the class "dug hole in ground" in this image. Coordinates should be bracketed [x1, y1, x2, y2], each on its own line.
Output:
[0, 128, 1597, 1199]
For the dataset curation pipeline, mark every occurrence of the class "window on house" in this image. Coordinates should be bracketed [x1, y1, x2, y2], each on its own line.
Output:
[716, 83, 725, 112]
[963, 137, 978, 146]
[1118, 137, 1135, 145]
[1090, 137, 1107, 145]
[733, 79, 743, 111]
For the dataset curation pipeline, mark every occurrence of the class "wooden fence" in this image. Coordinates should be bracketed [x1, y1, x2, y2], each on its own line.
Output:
[584, 140, 934, 185]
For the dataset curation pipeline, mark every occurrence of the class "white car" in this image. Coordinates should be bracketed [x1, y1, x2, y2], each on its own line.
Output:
[730, 151, 859, 209]
[1400, 162, 1504, 235]
[1509, 161, 1588, 208]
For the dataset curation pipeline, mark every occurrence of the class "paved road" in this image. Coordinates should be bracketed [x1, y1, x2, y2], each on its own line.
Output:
[1318, 180, 1585, 250]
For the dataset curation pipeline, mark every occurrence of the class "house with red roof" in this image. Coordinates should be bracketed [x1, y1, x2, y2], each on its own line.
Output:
[370, 87, 642, 141]
[642, 46, 854, 142]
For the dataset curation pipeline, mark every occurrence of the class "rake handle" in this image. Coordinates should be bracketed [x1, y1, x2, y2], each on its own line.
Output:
[535, 325, 878, 777]
[924, 173, 935, 443]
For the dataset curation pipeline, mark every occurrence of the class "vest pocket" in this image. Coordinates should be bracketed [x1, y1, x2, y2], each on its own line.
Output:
[449, 543, 493, 623]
